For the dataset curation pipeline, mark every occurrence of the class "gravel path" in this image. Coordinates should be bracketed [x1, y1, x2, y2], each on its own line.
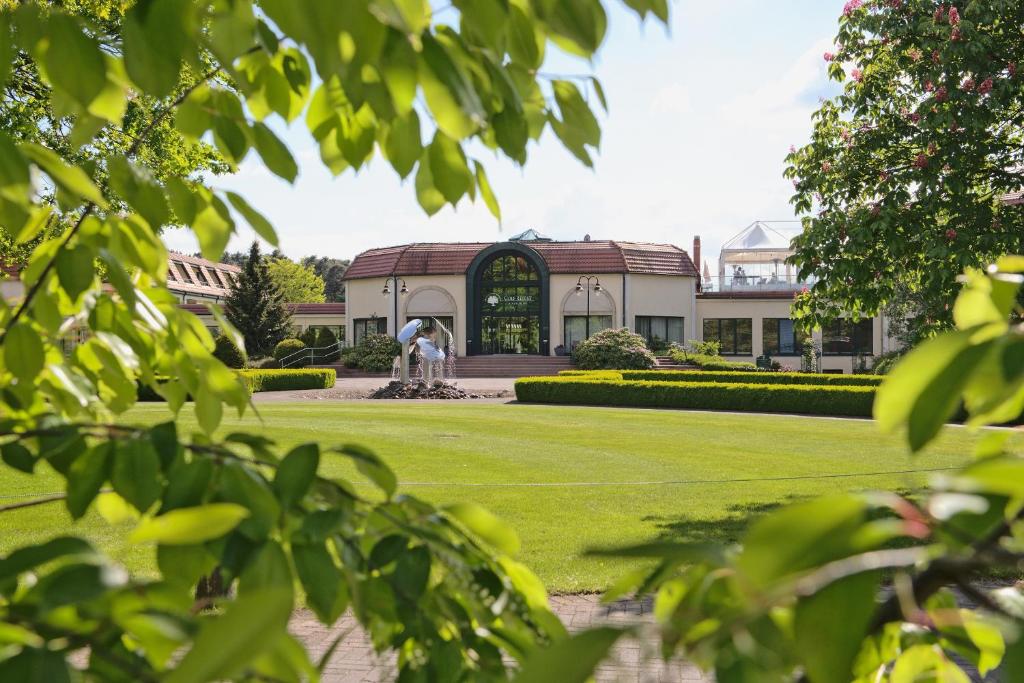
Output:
[251, 377, 517, 401]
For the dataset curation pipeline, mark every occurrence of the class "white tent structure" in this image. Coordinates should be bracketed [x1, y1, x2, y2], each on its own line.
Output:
[714, 221, 808, 292]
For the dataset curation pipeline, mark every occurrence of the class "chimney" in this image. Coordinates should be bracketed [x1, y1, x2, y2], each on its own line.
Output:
[692, 236, 702, 291]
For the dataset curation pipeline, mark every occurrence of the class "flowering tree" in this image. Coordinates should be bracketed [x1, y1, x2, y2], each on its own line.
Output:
[786, 0, 1024, 343]
[0, 0, 669, 679]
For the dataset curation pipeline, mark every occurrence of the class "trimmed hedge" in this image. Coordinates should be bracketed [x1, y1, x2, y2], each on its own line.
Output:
[620, 370, 884, 387]
[557, 369, 883, 387]
[238, 369, 335, 392]
[515, 377, 875, 417]
[138, 369, 335, 401]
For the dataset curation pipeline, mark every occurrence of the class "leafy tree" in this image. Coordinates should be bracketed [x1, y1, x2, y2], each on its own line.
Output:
[786, 1, 1024, 343]
[302, 255, 349, 302]
[224, 241, 292, 356]
[266, 256, 325, 302]
[212, 332, 244, 368]
[0, 0, 669, 679]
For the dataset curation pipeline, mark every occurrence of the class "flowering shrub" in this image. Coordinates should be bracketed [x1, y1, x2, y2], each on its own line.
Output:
[572, 328, 656, 370]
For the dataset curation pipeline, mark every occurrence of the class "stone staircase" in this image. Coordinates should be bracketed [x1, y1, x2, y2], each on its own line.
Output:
[654, 354, 692, 370]
[313, 355, 574, 379]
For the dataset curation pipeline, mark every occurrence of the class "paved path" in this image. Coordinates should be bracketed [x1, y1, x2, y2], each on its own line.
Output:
[291, 595, 710, 682]
[252, 377, 517, 402]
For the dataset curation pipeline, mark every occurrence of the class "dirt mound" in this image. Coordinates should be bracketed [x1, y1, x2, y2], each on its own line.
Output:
[369, 380, 481, 400]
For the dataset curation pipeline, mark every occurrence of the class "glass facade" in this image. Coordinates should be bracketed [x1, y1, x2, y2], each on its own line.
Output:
[564, 315, 613, 350]
[479, 254, 542, 354]
[702, 318, 753, 355]
[635, 316, 685, 349]
[822, 319, 874, 355]
[762, 318, 808, 356]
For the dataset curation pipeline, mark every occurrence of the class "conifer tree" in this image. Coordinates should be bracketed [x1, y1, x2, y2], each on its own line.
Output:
[224, 241, 292, 357]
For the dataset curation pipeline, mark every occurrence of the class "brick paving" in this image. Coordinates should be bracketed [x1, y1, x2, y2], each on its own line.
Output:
[291, 594, 712, 682]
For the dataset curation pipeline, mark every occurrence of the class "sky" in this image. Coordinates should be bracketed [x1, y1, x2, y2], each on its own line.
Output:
[163, 1, 848, 271]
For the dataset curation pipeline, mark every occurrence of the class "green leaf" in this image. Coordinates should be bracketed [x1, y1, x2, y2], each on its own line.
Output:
[474, 161, 500, 222]
[444, 502, 520, 555]
[43, 13, 107, 110]
[4, 322, 44, 382]
[553, 80, 601, 147]
[18, 143, 107, 207]
[55, 245, 95, 301]
[1, 442, 35, 473]
[130, 503, 250, 544]
[107, 156, 170, 229]
[252, 122, 298, 183]
[590, 76, 608, 112]
[427, 132, 473, 204]
[890, 644, 970, 683]
[0, 647, 72, 683]
[219, 462, 281, 539]
[292, 541, 343, 623]
[238, 540, 294, 603]
[166, 589, 293, 683]
[334, 444, 396, 497]
[382, 110, 421, 179]
[737, 495, 868, 588]
[0, 131, 30, 202]
[540, 0, 608, 57]
[123, 0, 195, 99]
[95, 491, 140, 525]
[508, 2, 544, 69]
[369, 0, 430, 34]
[418, 35, 483, 140]
[794, 570, 881, 683]
[225, 191, 278, 246]
[110, 439, 162, 513]
[66, 443, 112, 520]
[513, 627, 625, 682]
[273, 443, 319, 509]
[875, 328, 995, 452]
[0, 536, 95, 582]
[414, 152, 445, 216]
[192, 192, 235, 263]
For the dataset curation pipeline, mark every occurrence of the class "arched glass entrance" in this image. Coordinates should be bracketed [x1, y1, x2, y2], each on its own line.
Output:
[467, 246, 549, 355]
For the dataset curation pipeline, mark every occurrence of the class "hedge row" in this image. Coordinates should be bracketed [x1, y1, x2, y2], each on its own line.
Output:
[516, 377, 876, 417]
[558, 369, 883, 387]
[138, 369, 336, 401]
[238, 369, 336, 392]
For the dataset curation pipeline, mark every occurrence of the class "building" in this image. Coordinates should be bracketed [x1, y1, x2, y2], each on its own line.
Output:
[342, 226, 892, 373]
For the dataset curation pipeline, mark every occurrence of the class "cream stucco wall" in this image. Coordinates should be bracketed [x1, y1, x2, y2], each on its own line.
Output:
[549, 273, 624, 350]
[695, 296, 889, 373]
[625, 274, 698, 339]
[345, 275, 466, 355]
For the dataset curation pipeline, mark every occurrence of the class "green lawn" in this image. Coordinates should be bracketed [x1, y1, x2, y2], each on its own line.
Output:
[0, 402, 997, 592]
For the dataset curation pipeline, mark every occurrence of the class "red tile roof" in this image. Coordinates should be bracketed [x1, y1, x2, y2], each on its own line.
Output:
[167, 252, 239, 298]
[344, 241, 698, 280]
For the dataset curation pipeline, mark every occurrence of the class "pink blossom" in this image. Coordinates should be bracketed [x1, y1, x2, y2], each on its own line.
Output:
[843, 0, 862, 16]
[932, 50, 941, 64]
[851, 68, 863, 82]
[951, 27, 961, 41]
[925, 80, 934, 92]
[935, 86, 948, 102]
[961, 77, 975, 91]
[978, 78, 993, 94]
[910, 112, 921, 123]
[1009, 62, 1017, 77]
[841, 129, 851, 141]
[934, 5, 946, 22]
[824, 52, 834, 62]
[948, 6, 960, 25]
[914, 153, 929, 168]
[879, 170, 890, 181]
[870, 203, 881, 216]
[908, 48, 922, 62]
[821, 161, 832, 173]
[945, 228, 957, 240]
[927, 142, 938, 155]
[789, 145, 797, 154]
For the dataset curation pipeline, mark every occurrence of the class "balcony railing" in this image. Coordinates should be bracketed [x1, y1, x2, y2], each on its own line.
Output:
[701, 274, 815, 293]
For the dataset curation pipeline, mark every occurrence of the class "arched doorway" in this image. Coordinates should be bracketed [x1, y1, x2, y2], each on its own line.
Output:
[466, 244, 549, 355]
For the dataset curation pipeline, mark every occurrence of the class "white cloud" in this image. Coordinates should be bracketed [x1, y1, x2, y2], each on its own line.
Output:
[651, 83, 692, 115]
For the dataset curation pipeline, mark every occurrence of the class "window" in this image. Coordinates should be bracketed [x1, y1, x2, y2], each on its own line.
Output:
[193, 266, 211, 287]
[702, 318, 753, 355]
[564, 315, 613, 350]
[762, 318, 808, 356]
[354, 318, 387, 345]
[822, 319, 874, 355]
[173, 261, 194, 284]
[635, 316, 685, 349]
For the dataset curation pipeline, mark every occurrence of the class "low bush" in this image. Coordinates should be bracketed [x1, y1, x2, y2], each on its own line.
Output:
[213, 334, 245, 369]
[871, 351, 903, 375]
[572, 328, 656, 370]
[355, 333, 401, 372]
[273, 338, 309, 367]
[248, 356, 280, 369]
[620, 370, 884, 387]
[678, 352, 758, 372]
[315, 327, 341, 363]
[558, 369, 624, 379]
[684, 339, 720, 356]
[340, 346, 360, 369]
[238, 369, 336, 392]
[298, 327, 319, 348]
[515, 377, 875, 417]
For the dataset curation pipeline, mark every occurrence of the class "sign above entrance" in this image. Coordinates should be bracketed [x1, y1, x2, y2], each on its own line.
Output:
[486, 293, 535, 306]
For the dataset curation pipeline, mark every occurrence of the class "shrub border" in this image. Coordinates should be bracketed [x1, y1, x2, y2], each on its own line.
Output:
[558, 369, 883, 387]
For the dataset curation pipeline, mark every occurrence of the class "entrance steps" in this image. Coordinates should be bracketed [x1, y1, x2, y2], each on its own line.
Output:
[312, 355, 574, 379]
[654, 355, 692, 370]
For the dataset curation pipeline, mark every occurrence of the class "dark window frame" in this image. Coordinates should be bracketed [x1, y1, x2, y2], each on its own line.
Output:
[353, 317, 387, 345]
[634, 316, 685, 348]
[762, 318, 808, 356]
[564, 315, 613, 350]
[702, 318, 753, 355]
[822, 318, 874, 356]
